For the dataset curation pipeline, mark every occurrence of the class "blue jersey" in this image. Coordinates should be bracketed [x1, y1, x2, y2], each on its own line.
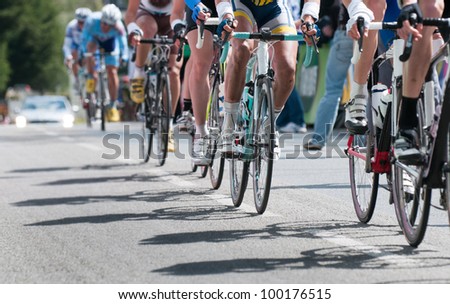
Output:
[63, 19, 83, 59]
[81, 12, 128, 61]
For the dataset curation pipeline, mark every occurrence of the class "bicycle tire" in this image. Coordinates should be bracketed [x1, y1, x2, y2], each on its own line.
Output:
[200, 165, 208, 178]
[446, 124, 450, 226]
[85, 94, 96, 128]
[141, 100, 153, 163]
[229, 158, 249, 207]
[156, 72, 171, 166]
[252, 76, 274, 214]
[392, 99, 431, 247]
[348, 133, 379, 223]
[99, 72, 107, 132]
[208, 74, 225, 189]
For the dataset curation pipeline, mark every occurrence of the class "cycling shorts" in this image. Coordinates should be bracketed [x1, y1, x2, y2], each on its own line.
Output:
[94, 37, 121, 67]
[136, 9, 177, 54]
[232, 0, 297, 34]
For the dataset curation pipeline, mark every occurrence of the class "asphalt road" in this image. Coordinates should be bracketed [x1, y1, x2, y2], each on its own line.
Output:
[1, 122, 450, 284]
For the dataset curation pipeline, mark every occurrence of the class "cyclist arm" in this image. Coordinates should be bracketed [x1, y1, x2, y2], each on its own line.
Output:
[396, 0, 423, 41]
[117, 22, 129, 62]
[297, 0, 320, 45]
[342, 0, 374, 40]
[125, 0, 143, 46]
[81, 16, 94, 55]
[63, 22, 74, 62]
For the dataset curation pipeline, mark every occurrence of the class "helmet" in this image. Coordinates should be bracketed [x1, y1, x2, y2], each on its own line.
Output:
[75, 8, 92, 21]
[101, 4, 122, 26]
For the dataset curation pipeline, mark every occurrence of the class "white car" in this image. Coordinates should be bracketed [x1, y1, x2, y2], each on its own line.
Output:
[15, 95, 77, 128]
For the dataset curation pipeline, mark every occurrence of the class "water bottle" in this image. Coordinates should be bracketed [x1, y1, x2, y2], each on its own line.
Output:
[371, 83, 389, 129]
[242, 86, 253, 128]
[218, 83, 225, 117]
[149, 69, 157, 89]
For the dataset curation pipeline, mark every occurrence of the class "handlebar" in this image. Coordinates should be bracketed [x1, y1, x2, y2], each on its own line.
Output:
[196, 17, 221, 49]
[351, 17, 450, 64]
[229, 30, 315, 67]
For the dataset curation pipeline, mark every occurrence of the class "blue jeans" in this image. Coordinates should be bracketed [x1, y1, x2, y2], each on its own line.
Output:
[277, 87, 305, 127]
[311, 30, 353, 145]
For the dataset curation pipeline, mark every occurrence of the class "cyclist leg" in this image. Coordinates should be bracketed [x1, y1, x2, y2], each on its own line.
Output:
[222, 7, 255, 153]
[344, 0, 386, 134]
[395, 0, 445, 163]
[185, 7, 216, 165]
[86, 41, 99, 94]
[131, 10, 158, 104]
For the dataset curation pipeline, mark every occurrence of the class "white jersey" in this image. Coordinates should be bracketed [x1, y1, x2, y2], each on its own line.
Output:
[139, 0, 172, 16]
[62, 19, 82, 59]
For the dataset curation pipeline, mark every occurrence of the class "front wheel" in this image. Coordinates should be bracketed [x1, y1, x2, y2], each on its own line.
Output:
[392, 99, 430, 247]
[229, 158, 249, 207]
[348, 134, 379, 223]
[251, 77, 274, 214]
[155, 73, 171, 166]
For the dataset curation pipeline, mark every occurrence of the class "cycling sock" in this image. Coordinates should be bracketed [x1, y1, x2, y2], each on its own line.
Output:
[399, 96, 419, 130]
[183, 99, 193, 113]
[350, 81, 368, 98]
[224, 101, 239, 131]
[274, 107, 283, 124]
[196, 124, 208, 137]
[133, 67, 145, 79]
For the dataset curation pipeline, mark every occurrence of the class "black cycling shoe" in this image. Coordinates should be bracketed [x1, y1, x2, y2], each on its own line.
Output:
[345, 117, 368, 135]
[344, 96, 368, 135]
[394, 128, 424, 165]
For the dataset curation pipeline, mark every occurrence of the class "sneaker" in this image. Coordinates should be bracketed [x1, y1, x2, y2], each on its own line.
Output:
[193, 136, 211, 166]
[279, 122, 298, 133]
[131, 78, 145, 104]
[86, 78, 95, 94]
[303, 139, 323, 151]
[168, 128, 175, 152]
[345, 95, 368, 134]
[176, 111, 194, 133]
[394, 128, 424, 165]
[297, 124, 307, 134]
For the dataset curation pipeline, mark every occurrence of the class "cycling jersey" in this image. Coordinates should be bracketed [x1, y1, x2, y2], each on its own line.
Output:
[63, 19, 83, 59]
[82, 12, 129, 66]
[139, 0, 173, 16]
[232, 0, 297, 34]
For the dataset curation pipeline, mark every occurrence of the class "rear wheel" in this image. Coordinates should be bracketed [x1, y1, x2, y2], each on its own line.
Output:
[156, 73, 171, 166]
[251, 77, 274, 214]
[392, 99, 430, 247]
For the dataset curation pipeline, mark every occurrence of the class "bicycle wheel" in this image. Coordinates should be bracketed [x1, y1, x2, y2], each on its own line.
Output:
[208, 74, 225, 189]
[229, 157, 249, 207]
[348, 133, 379, 223]
[140, 99, 153, 163]
[85, 93, 96, 128]
[155, 73, 171, 166]
[392, 100, 431, 247]
[251, 77, 274, 214]
[200, 165, 208, 178]
[99, 72, 107, 131]
[447, 124, 450, 226]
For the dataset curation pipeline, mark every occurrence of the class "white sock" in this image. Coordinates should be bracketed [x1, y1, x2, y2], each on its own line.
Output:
[223, 101, 240, 131]
[196, 124, 208, 137]
[133, 67, 145, 79]
[274, 107, 283, 126]
[351, 81, 368, 98]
